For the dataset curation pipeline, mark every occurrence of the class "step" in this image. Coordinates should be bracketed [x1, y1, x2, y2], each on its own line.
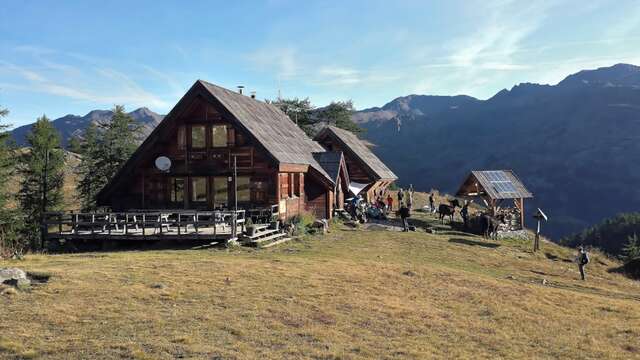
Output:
[244, 227, 280, 240]
[248, 232, 286, 245]
[261, 237, 292, 248]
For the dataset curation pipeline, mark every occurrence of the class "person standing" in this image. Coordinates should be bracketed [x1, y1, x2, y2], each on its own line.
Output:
[429, 193, 436, 213]
[406, 186, 414, 210]
[461, 201, 469, 229]
[577, 246, 590, 281]
[386, 194, 394, 212]
[397, 188, 404, 207]
[399, 203, 411, 232]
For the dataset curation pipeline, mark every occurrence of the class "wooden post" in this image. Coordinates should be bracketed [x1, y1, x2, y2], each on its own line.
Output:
[519, 198, 525, 229]
[534, 219, 541, 252]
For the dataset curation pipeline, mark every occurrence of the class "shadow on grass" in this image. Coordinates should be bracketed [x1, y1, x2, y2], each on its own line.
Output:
[607, 258, 640, 281]
[544, 252, 573, 263]
[46, 238, 227, 254]
[448, 238, 501, 248]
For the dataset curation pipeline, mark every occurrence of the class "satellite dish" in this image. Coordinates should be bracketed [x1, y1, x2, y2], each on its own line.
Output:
[155, 156, 171, 172]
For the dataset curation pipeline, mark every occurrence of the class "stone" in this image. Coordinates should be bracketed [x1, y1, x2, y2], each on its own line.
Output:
[1, 286, 18, 296]
[150, 283, 167, 289]
[0, 268, 31, 290]
[402, 270, 417, 277]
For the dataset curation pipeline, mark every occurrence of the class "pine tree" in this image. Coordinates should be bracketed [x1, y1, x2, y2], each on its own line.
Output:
[623, 233, 640, 262]
[18, 115, 65, 250]
[76, 123, 101, 210]
[0, 106, 23, 255]
[96, 105, 141, 179]
[317, 100, 363, 134]
[271, 98, 316, 137]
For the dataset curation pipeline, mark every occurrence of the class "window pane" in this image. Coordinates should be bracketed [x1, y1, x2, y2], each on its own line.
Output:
[212, 125, 228, 147]
[191, 125, 206, 148]
[177, 126, 186, 150]
[237, 176, 250, 202]
[171, 178, 184, 203]
[213, 176, 228, 207]
[191, 177, 207, 202]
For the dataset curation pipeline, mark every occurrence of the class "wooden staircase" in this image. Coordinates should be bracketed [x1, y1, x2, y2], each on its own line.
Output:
[240, 224, 290, 248]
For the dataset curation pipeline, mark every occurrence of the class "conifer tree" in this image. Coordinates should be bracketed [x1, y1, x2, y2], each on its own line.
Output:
[18, 115, 65, 250]
[317, 100, 363, 134]
[0, 106, 22, 255]
[95, 105, 141, 182]
[75, 123, 101, 210]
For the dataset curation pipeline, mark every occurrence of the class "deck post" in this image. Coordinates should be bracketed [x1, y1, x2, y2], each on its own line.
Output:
[124, 213, 129, 236]
[177, 212, 181, 235]
[195, 211, 199, 237]
[73, 213, 78, 234]
[58, 213, 62, 234]
[142, 213, 146, 238]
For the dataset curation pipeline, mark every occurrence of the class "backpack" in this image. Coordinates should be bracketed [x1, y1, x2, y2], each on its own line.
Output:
[580, 253, 590, 265]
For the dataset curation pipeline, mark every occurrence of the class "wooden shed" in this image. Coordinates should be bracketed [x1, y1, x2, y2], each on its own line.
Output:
[455, 170, 533, 228]
[314, 126, 397, 201]
[96, 80, 349, 221]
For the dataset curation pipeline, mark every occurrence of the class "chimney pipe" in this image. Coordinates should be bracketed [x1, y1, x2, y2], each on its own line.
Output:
[237, 85, 244, 95]
[250, 91, 256, 99]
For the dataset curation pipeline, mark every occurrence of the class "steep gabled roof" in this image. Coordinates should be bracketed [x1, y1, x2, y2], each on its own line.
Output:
[456, 170, 533, 200]
[312, 151, 349, 185]
[97, 80, 334, 203]
[314, 125, 397, 181]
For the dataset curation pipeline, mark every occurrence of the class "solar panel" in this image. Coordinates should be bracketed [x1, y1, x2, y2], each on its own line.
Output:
[485, 171, 518, 194]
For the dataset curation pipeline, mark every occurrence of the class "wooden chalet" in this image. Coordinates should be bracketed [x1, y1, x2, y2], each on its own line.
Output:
[455, 170, 533, 228]
[95, 80, 354, 221]
[314, 126, 397, 201]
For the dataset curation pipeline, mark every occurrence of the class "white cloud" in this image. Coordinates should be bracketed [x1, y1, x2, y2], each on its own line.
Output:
[0, 49, 170, 109]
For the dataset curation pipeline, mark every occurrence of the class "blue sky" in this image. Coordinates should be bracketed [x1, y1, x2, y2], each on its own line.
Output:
[1, 0, 640, 128]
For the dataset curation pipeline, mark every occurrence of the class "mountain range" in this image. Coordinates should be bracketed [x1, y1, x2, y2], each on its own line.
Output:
[353, 63, 640, 238]
[9, 63, 640, 239]
[10, 107, 164, 147]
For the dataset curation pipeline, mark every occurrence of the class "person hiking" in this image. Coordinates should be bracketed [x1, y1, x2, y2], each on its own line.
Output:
[460, 202, 469, 229]
[397, 188, 404, 206]
[386, 194, 394, 212]
[576, 246, 590, 281]
[429, 193, 435, 213]
[399, 203, 411, 232]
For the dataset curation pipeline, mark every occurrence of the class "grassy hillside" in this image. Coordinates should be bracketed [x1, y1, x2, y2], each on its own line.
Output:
[1, 212, 638, 359]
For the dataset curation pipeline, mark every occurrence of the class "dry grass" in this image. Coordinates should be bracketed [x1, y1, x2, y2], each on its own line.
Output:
[1, 211, 639, 359]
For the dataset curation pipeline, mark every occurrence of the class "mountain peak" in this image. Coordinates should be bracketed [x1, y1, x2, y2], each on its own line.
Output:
[559, 63, 640, 88]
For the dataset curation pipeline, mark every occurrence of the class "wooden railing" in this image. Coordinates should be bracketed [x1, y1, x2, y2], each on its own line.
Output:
[43, 210, 246, 240]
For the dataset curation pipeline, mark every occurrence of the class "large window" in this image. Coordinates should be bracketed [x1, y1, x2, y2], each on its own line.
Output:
[237, 176, 250, 202]
[212, 125, 228, 147]
[213, 176, 228, 207]
[191, 177, 207, 202]
[191, 125, 206, 149]
[170, 177, 184, 203]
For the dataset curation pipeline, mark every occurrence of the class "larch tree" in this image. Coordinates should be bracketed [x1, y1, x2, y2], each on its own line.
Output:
[75, 122, 101, 210]
[0, 106, 23, 255]
[89, 105, 142, 203]
[18, 115, 65, 250]
[271, 97, 316, 137]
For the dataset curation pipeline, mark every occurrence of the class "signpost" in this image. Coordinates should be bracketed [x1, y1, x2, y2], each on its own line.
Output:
[533, 208, 548, 252]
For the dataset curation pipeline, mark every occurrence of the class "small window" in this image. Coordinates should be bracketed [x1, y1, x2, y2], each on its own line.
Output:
[293, 173, 301, 196]
[191, 125, 206, 149]
[212, 125, 228, 147]
[237, 176, 250, 202]
[170, 178, 184, 203]
[252, 180, 267, 203]
[191, 177, 207, 202]
[213, 176, 228, 207]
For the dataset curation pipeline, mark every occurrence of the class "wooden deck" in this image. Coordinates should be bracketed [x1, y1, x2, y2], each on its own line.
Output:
[43, 210, 247, 241]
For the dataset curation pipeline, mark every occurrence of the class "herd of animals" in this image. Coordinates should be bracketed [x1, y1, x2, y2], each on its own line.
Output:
[436, 198, 506, 240]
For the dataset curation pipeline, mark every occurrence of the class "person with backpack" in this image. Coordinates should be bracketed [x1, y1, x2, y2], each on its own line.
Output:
[397, 188, 404, 207]
[576, 246, 590, 280]
[406, 186, 414, 210]
[399, 203, 411, 232]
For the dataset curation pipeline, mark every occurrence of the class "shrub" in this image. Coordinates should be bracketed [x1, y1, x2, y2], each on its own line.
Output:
[290, 212, 316, 236]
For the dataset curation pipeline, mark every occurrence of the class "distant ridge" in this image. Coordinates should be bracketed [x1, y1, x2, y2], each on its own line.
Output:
[10, 107, 165, 147]
[352, 63, 640, 239]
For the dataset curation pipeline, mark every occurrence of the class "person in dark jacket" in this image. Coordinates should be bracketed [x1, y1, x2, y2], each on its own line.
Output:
[397, 188, 404, 206]
[577, 246, 590, 280]
[460, 202, 469, 229]
[399, 204, 411, 232]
